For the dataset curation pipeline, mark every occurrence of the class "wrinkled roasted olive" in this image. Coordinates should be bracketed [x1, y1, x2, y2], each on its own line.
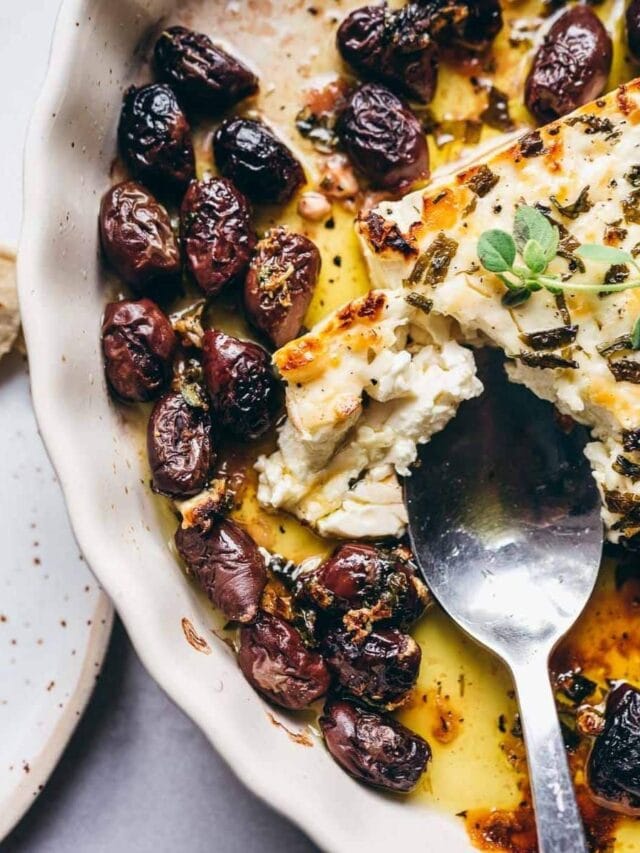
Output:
[323, 626, 421, 709]
[627, 0, 640, 62]
[213, 118, 305, 204]
[524, 6, 612, 124]
[320, 698, 431, 792]
[337, 4, 439, 104]
[147, 391, 212, 497]
[298, 543, 429, 628]
[99, 181, 181, 294]
[237, 611, 331, 709]
[244, 226, 321, 348]
[587, 682, 640, 814]
[118, 83, 195, 194]
[202, 329, 278, 440]
[337, 82, 429, 190]
[181, 177, 255, 295]
[175, 516, 266, 622]
[101, 298, 176, 402]
[154, 26, 258, 113]
[419, 0, 502, 54]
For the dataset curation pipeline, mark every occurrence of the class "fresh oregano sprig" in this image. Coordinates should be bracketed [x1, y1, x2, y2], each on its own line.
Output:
[477, 205, 640, 307]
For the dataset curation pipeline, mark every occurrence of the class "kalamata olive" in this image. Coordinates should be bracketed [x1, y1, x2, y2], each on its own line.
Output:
[175, 516, 266, 622]
[524, 6, 612, 125]
[213, 118, 305, 204]
[322, 626, 421, 709]
[244, 227, 321, 348]
[147, 391, 212, 497]
[101, 298, 177, 402]
[180, 177, 255, 295]
[320, 698, 431, 792]
[154, 26, 258, 113]
[337, 4, 439, 104]
[627, 0, 640, 62]
[202, 329, 278, 440]
[336, 82, 429, 190]
[118, 83, 195, 194]
[419, 0, 502, 54]
[237, 611, 331, 709]
[99, 181, 181, 294]
[587, 682, 640, 814]
[297, 543, 429, 629]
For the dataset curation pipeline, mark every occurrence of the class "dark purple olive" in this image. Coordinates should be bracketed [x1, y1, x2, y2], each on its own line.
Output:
[101, 298, 177, 402]
[118, 84, 195, 195]
[337, 82, 429, 190]
[322, 626, 421, 709]
[627, 0, 640, 62]
[587, 682, 640, 814]
[99, 181, 181, 294]
[244, 226, 321, 348]
[419, 0, 503, 54]
[180, 177, 255, 295]
[202, 329, 278, 440]
[147, 391, 212, 497]
[337, 4, 439, 104]
[320, 699, 431, 792]
[153, 26, 258, 113]
[297, 543, 429, 628]
[524, 6, 612, 125]
[237, 611, 331, 709]
[175, 517, 266, 623]
[213, 118, 305, 204]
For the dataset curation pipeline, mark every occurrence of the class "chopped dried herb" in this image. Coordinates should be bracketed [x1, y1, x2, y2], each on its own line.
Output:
[465, 165, 500, 198]
[365, 212, 417, 257]
[623, 428, 640, 452]
[613, 455, 640, 481]
[480, 86, 515, 133]
[604, 223, 628, 245]
[556, 672, 597, 705]
[405, 232, 458, 286]
[607, 359, 640, 383]
[604, 264, 630, 284]
[295, 106, 338, 153]
[598, 335, 634, 357]
[519, 130, 545, 158]
[404, 292, 433, 314]
[623, 189, 640, 224]
[565, 114, 619, 137]
[550, 187, 593, 220]
[518, 352, 578, 369]
[520, 325, 578, 350]
[605, 489, 640, 531]
[625, 165, 640, 188]
[555, 293, 572, 325]
[557, 249, 585, 274]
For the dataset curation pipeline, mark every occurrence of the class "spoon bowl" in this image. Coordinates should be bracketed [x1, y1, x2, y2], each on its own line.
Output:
[405, 348, 603, 853]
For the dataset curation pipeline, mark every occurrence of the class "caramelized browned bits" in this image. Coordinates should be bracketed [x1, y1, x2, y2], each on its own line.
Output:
[322, 626, 421, 709]
[180, 177, 255, 296]
[336, 82, 429, 190]
[202, 329, 278, 440]
[587, 682, 640, 814]
[213, 118, 305, 204]
[99, 181, 181, 294]
[147, 391, 212, 497]
[524, 6, 612, 125]
[420, 0, 503, 54]
[627, 0, 640, 62]
[320, 699, 431, 792]
[175, 517, 267, 623]
[101, 298, 177, 402]
[337, 4, 439, 104]
[153, 26, 258, 113]
[244, 227, 321, 348]
[118, 84, 195, 194]
[237, 611, 331, 709]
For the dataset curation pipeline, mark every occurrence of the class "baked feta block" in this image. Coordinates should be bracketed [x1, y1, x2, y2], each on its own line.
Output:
[256, 289, 481, 538]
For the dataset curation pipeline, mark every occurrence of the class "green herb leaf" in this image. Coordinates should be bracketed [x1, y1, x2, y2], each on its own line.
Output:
[513, 205, 557, 260]
[523, 239, 547, 274]
[478, 230, 516, 273]
[632, 317, 640, 350]
[576, 244, 635, 265]
[501, 287, 531, 308]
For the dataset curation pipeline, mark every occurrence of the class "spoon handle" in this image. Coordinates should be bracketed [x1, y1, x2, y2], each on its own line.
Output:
[512, 657, 588, 853]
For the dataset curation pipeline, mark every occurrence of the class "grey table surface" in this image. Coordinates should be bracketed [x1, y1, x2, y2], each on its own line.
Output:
[2, 3, 316, 850]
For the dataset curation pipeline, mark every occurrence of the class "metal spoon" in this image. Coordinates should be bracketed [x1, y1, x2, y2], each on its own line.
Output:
[405, 348, 603, 853]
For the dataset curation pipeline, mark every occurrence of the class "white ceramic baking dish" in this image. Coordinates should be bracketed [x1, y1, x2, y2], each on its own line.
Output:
[18, 1, 472, 848]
